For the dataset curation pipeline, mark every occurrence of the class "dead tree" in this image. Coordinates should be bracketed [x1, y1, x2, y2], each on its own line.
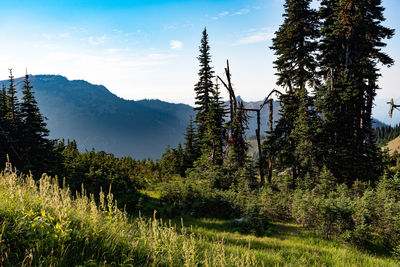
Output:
[218, 60, 283, 184]
[259, 89, 282, 184]
[388, 98, 400, 118]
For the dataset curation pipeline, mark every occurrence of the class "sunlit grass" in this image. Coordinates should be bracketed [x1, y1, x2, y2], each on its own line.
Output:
[0, 163, 398, 266]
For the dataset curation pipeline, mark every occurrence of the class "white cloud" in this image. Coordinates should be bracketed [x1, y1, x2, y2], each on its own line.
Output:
[170, 40, 183, 50]
[219, 11, 229, 17]
[232, 8, 250, 16]
[235, 30, 274, 45]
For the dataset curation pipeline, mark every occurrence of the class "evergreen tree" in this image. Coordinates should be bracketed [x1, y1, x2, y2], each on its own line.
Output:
[0, 85, 7, 162]
[0, 85, 6, 119]
[271, 0, 319, 90]
[316, 0, 394, 183]
[291, 88, 319, 179]
[203, 83, 226, 165]
[20, 73, 52, 175]
[228, 102, 249, 168]
[194, 28, 215, 153]
[184, 117, 197, 170]
[4, 69, 22, 165]
[269, 0, 319, 181]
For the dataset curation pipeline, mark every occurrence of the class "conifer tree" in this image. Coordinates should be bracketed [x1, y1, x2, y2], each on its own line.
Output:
[194, 28, 215, 152]
[20, 73, 51, 174]
[0, 85, 6, 119]
[203, 84, 226, 165]
[316, 0, 394, 183]
[270, 0, 319, 181]
[6, 69, 20, 125]
[228, 102, 248, 168]
[184, 116, 197, 170]
[0, 85, 7, 162]
[5, 69, 22, 165]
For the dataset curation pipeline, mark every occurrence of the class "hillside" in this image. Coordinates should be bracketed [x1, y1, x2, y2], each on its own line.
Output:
[3, 75, 195, 159]
[384, 135, 400, 154]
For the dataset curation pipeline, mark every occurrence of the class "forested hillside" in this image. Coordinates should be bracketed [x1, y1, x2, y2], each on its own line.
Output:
[1, 75, 195, 159]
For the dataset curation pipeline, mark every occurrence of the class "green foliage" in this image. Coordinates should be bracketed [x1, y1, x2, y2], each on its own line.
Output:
[54, 140, 161, 210]
[269, 0, 319, 184]
[160, 144, 185, 177]
[375, 124, 400, 147]
[315, 0, 394, 183]
[194, 27, 215, 150]
[226, 102, 250, 169]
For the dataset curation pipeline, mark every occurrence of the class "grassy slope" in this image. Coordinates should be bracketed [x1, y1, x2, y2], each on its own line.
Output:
[384, 136, 400, 154]
[0, 167, 398, 266]
[140, 186, 399, 267]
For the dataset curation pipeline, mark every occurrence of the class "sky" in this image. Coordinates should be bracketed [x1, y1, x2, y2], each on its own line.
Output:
[0, 0, 400, 112]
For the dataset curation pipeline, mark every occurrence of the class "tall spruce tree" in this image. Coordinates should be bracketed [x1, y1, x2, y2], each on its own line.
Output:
[20, 73, 51, 175]
[184, 116, 196, 170]
[194, 28, 215, 154]
[270, 0, 319, 181]
[316, 0, 394, 183]
[5, 69, 22, 165]
[0, 85, 8, 163]
[203, 83, 226, 165]
[0, 85, 6, 119]
[228, 102, 249, 168]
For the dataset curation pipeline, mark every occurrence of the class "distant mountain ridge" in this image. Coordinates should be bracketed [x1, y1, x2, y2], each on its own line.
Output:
[2, 75, 195, 159]
[1, 75, 387, 159]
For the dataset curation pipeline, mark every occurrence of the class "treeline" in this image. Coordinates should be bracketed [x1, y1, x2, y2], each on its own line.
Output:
[375, 124, 400, 147]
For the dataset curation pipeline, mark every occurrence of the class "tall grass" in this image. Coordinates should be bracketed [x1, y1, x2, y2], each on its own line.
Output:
[0, 162, 398, 266]
[0, 162, 257, 266]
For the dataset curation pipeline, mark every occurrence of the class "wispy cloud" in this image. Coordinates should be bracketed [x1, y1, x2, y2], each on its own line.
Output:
[231, 8, 250, 16]
[235, 29, 274, 45]
[170, 40, 183, 50]
[219, 11, 229, 17]
[212, 8, 249, 20]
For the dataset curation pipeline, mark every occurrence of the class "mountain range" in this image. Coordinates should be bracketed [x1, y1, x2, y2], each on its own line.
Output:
[1, 75, 389, 159]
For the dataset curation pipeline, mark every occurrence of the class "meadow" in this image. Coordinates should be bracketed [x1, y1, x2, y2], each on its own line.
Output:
[0, 163, 398, 266]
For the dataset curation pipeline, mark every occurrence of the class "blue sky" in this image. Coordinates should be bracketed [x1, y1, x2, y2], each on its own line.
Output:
[1, 0, 400, 118]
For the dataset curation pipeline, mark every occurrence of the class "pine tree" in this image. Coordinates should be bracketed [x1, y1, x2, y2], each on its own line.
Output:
[228, 102, 249, 168]
[184, 116, 197, 170]
[6, 69, 20, 125]
[291, 88, 318, 179]
[316, 0, 394, 183]
[0, 85, 8, 163]
[0, 85, 6, 119]
[270, 0, 319, 181]
[271, 0, 319, 90]
[4, 69, 22, 165]
[194, 28, 215, 152]
[20, 73, 51, 175]
[203, 83, 226, 165]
